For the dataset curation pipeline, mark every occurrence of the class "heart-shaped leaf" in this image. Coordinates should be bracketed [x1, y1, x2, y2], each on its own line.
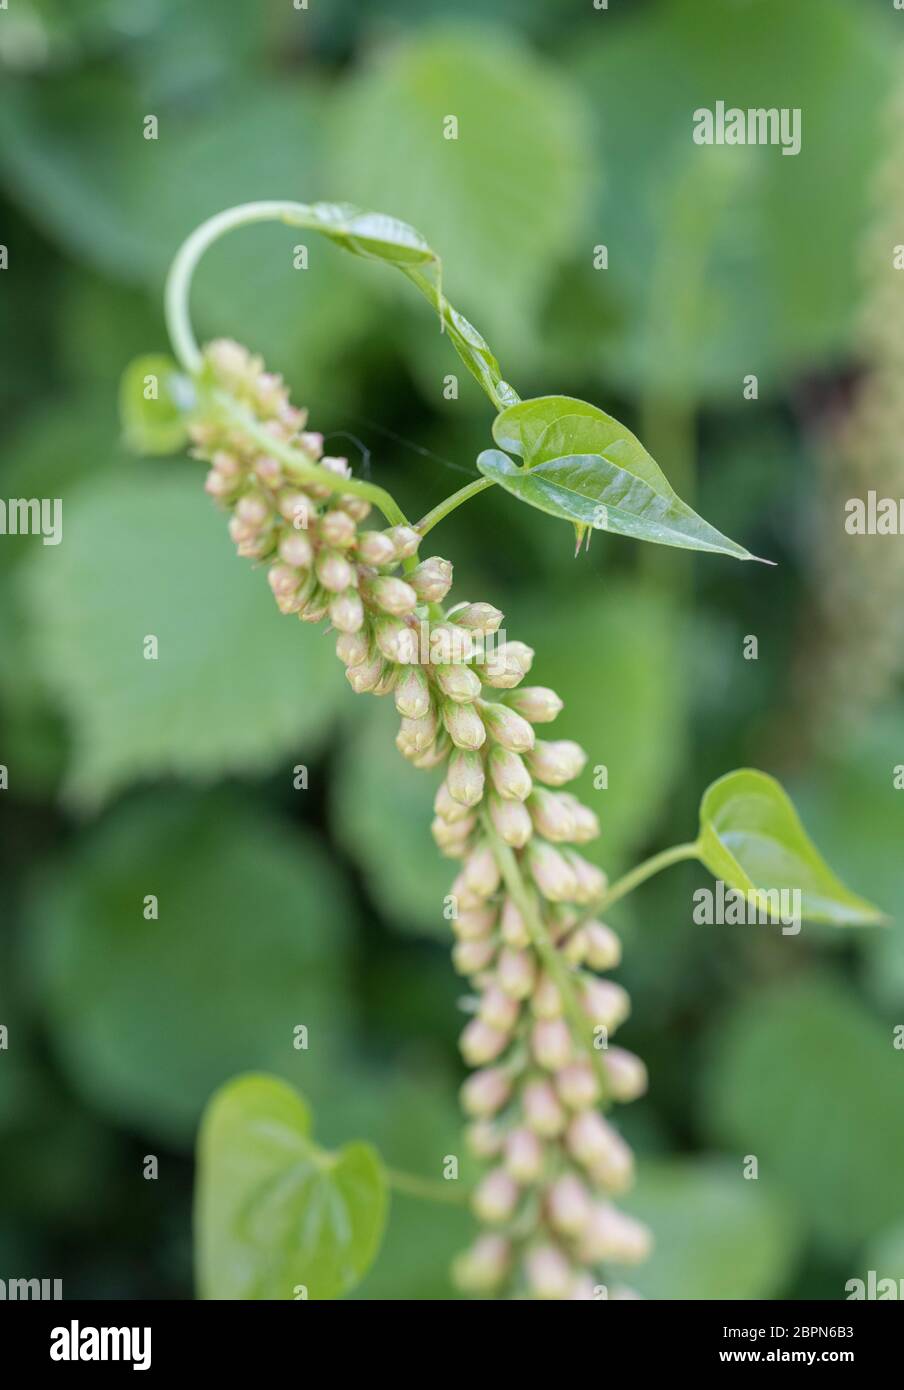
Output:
[697, 769, 886, 926]
[482, 396, 766, 560]
[196, 1074, 388, 1300]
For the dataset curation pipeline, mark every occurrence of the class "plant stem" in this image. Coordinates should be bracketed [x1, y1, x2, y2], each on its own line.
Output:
[214, 390, 410, 527]
[416, 477, 495, 536]
[596, 841, 699, 913]
[386, 1168, 469, 1206]
[482, 816, 611, 1099]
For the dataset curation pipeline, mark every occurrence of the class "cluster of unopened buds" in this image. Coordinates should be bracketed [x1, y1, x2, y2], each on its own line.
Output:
[193, 339, 652, 1300]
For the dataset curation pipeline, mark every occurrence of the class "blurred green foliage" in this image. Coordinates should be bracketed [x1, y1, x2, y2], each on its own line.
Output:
[1, 0, 903, 1300]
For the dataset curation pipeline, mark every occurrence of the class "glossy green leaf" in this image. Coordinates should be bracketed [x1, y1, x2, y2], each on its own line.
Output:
[196, 1074, 387, 1300]
[484, 395, 763, 559]
[301, 202, 437, 268]
[697, 769, 885, 925]
[119, 353, 192, 455]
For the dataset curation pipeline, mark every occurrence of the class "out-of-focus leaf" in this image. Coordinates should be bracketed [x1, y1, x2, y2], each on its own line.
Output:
[196, 1074, 387, 1300]
[24, 791, 354, 1143]
[23, 468, 344, 807]
[119, 353, 191, 455]
[611, 1157, 798, 1299]
[697, 769, 884, 925]
[562, 0, 893, 399]
[703, 978, 904, 1249]
[329, 25, 588, 372]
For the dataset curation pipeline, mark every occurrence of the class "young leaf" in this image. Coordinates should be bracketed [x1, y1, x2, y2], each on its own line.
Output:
[196, 1073, 388, 1300]
[303, 202, 438, 268]
[697, 769, 885, 926]
[119, 354, 192, 456]
[482, 396, 767, 560]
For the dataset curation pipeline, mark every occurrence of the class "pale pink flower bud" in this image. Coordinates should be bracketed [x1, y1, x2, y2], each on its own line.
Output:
[367, 575, 418, 616]
[505, 686, 563, 723]
[278, 531, 314, 568]
[399, 709, 437, 754]
[356, 530, 397, 566]
[320, 508, 357, 548]
[442, 700, 486, 751]
[211, 448, 242, 479]
[336, 630, 370, 668]
[497, 946, 537, 1000]
[479, 985, 519, 1031]
[532, 1018, 572, 1070]
[452, 905, 495, 941]
[278, 491, 313, 529]
[579, 1204, 652, 1265]
[434, 779, 473, 824]
[329, 591, 364, 633]
[582, 978, 630, 1032]
[531, 972, 563, 1020]
[488, 746, 532, 801]
[466, 1120, 504, 1159]
[345, 654, 383, 694]
[205, 468, 233, 497]
[472, 1168, 519, 1224]
[384, 525, 420, 560]
[480, 701, 535, 753]
[460, 1016, 509, 1065]
[503, 1127, 544, 1183]
[427, 622, 475, 665]
[446, 749, 486, 806]
[409, 556, 453, 602]
[207, 338, 251, 381]
[452, 938, 496, 976]
[500, 895, 530, 948]
[316, 548, 356, 594]
[340, 496, 372, 523]
[523, 1244, 572, 1300]
[555, 1058, 601, 1109]
[588, 1130, 635, 1194]
[527, 739, 588, 786]
[566, 1110, 620, 1168]
[584, 922, 622, 971]
[604, 1047, 648, 1102]
[559, 793, 599, 842]
[236, 493, 271, 527]
[436, 663, 482, 703]
[563, 927, 590, 966]
[452, 1234, 511, 1293]
[319, 454, 351, 480]
[478, 640, 534, 689]
[395, 665, 431, 719]
[462, 844, 500, 898]
[374, 615, 412, 662]
[460, 1066, 511, 1117]
[298, 430, 324, 459]
[547, 1173, 592, 1236]
[451, 602, 503, 634]
[411, 738, 448, 769]
[528, 841, 578, 903]
[565, 851, 606, 904]
[267, 563, 301, 600]
[488, 794, 532, 849]
[528, 788, 577, 842]
[522, 1078, 566, 1137]
[432, 816, 472, 857]
[254, 454, 282, 487]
